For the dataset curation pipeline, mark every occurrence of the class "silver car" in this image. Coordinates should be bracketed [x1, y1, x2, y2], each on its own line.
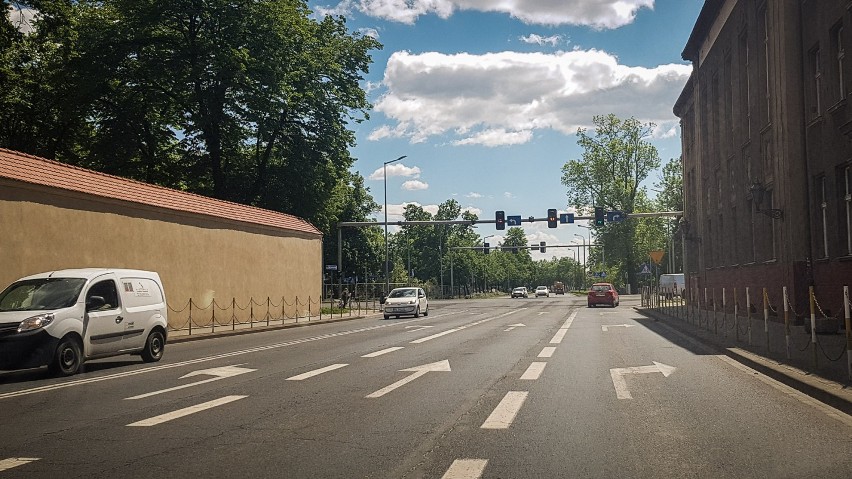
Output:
[383, 287, 428, 319]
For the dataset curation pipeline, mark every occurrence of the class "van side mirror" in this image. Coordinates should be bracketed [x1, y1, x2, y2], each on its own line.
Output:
[86, 295, 106, 312]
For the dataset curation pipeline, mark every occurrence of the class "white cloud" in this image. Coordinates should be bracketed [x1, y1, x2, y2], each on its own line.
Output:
[368, 162, 421, 180]
[520, 34, 563, 47]
[371, 49, 691, 147]
[402, 180, 429, 190]
[462, 205, 482, 216]
[359, 27, 380, 39]
[466, 192, 483, 198]
[327, 0, 653, 28]
[504, 192, 515, 199]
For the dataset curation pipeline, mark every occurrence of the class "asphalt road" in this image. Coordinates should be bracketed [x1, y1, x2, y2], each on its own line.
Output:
[1, 294, 850, 478]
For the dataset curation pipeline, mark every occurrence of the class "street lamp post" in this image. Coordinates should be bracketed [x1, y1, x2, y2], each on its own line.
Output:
[384, 155, 407, 295]
[574, 233, 587, 280]
[482, 234, 495, 293]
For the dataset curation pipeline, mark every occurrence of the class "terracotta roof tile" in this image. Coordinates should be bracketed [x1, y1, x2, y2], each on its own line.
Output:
[0, 148, 322, 236]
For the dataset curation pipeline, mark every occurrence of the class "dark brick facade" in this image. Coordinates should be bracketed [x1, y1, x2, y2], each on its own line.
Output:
[675, 0, 852, 321]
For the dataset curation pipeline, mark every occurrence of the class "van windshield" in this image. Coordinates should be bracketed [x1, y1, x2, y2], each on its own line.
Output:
[0, 278, 86, 312]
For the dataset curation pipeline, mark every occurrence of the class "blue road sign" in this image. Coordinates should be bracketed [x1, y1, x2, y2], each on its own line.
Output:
[507, 215, 522, 226]
[559, 213, 575, 224]
[607, 210, 625, 222]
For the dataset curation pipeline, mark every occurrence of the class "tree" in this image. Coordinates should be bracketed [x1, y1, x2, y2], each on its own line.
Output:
[561, 114, 661, 291]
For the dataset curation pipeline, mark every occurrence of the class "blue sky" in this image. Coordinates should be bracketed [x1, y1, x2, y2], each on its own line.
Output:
[305, 0, 705, 261]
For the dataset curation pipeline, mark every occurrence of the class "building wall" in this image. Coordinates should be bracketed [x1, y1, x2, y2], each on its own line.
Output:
[676, 0, 819, 318]
[0, 179, 322, 327]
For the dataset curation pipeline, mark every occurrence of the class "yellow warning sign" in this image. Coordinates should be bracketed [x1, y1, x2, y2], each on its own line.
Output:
[649, 250, 665, 264]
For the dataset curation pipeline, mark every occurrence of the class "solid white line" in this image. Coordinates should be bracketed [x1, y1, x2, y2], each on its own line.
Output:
[441, 459, 488, 479]
[362, 347, 404, 358]
[481, 391, 528, 429]
[538, 347, 556, 358]
[286, 363, 348, 381]
[549, 328, 568, 344]
[366, 371, 428, 398]
[0, 458, 40, 472]
[520, 362, 547, 380]
[127, 395, 246, 427]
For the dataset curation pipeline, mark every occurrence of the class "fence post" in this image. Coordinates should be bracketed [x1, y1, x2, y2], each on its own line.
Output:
[734, 288, 738, 342]
[783, 286, 790, 360]
[703, 288, 708, 330]
[763, 288, 770, 353]
[844, 285, 850, 382]
[189, 299, 193, 336]
[211, 299, 216, 333]
[746, 287, 752, 346]
[722, 288, 727, 338]
[712, 288, 717, 335]
[232, 298, 236, 331]
[810, 286, 818, 370]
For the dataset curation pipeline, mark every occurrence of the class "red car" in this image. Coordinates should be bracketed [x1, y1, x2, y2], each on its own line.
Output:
[587, 282, 619, 307]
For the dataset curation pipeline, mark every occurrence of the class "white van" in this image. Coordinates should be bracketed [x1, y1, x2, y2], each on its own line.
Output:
[0, 269, 168, 376]
[659, 273, 685, 298]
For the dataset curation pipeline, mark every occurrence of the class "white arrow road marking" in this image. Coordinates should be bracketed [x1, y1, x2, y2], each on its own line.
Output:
[442, 459, 488, 479]
[601, 324, 636, 332]
[125, 365, 256, 400]
[537, 312, 548, 315]
[127, 395, 246, 427]
[538, 347, 556, 358]
[520, 362, 547, 380]
[609, 362, 676, 399]
[482, 391, 528, 429]
[286, 364, 348, 381]
[366, 360, 451, 398]
[504, 323, 526, 332]
[0, 458, 40, 472]
[410, 310, 521, 344]
[362, 347, 405, 358]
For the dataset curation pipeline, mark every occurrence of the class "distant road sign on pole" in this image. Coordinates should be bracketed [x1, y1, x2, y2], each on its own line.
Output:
[507, 215, 522, 226]
[649, 250, 665, 264]
[560, 213, 575, 224]
[607, 211, 625, 222]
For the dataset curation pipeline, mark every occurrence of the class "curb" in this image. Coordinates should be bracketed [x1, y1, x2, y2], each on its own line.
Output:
[635, 307, 852, 416]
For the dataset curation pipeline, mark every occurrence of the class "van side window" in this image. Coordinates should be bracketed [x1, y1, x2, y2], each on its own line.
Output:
[87, 280, 120, 310]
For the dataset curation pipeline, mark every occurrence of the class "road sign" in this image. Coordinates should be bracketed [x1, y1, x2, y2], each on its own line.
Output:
[639, 263, 651, 274]
[507, 215, 522, 226]
[649, 250, 665, 264]
[559, 213, 575, 224]
[607, 210, 625, 222]
[325, 265, 338, 271]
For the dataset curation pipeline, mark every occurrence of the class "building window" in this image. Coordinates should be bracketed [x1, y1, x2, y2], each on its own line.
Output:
[835, 24, 846, 100]
[739, 30, 751, 139]
[760, 7, 771, 124]
[818, 176, 829, 258]
[811, 46, 823, 117]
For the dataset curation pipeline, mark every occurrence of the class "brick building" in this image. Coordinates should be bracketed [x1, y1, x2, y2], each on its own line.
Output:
[674, 0, 852, 319]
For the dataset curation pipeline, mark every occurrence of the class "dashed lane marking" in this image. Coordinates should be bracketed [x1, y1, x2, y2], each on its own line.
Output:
[538, 347, 556, 358]
[127, 395, 247, 427]
[520, 362, 547, 380]
[481, 391, 528, 429]
[441, 459, 488, 479]
[362, 347, 405, 358]
[286, 364, 348, 381]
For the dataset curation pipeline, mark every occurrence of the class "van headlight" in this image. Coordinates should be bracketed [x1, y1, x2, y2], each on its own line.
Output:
[17, 313, 55, 333]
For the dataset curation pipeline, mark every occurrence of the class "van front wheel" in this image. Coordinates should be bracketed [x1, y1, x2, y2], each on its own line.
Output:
[49, 336, 82, 376]
[141, 330, 165, 363]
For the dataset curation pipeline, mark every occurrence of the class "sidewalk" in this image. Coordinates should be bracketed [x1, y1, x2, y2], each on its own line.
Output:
[167, 308, 384, 344]
[636, 303, 852, 415]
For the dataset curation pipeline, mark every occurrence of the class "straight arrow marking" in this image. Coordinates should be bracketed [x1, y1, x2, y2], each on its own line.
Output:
[286, 364, 348, 381]
[366, 360, 451, 398]
[609, 362, 676, 399]
[0, 458, 40, 473]
[504, 323, 526, 331]
[127, 395, 247, 427]
[601, 324, 636, 332]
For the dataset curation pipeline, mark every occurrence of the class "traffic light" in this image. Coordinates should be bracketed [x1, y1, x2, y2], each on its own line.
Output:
[483, 242, 490, 254]
[547, 208, 557, 228]
[594, 206, 605, 226]
[496, 210, 505, 230]
[539, 241, 546, 253]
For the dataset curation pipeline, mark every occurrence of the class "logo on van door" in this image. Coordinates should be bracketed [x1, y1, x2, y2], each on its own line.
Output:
[123, 282, 134, 292]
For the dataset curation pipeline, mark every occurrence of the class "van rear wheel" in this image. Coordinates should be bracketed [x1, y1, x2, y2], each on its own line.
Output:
[48, 336, 82, 376]
[141, 330, 165, 363]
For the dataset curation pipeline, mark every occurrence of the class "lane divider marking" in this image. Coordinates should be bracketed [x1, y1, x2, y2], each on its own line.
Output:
[441, 459, 488, 479]
[538, 347, 556, 358]
[126, 395, 247, 427]
[520, 362, 547, 380]
[286, 364, 348, 381]
[481, 391, 528, 429]
[0, 458, 40, 472]
[362, 347, 405, 358]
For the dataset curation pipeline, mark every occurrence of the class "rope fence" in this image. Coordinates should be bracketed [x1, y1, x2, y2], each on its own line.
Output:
[165, 294, 383, 336]
[640, 284, 852, 382]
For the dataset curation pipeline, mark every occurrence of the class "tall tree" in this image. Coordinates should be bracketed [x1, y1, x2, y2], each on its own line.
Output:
[561, 114, 661, 291]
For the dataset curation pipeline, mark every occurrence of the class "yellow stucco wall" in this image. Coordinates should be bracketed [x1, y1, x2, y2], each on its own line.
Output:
[0, 180, 322, 329]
